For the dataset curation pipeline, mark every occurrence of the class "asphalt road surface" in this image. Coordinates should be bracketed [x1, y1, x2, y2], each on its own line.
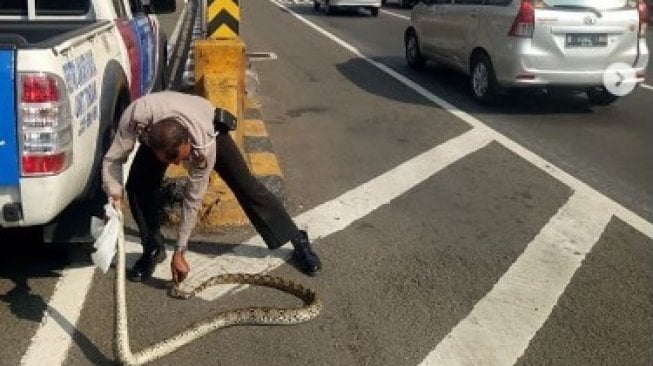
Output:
[1, 1, 651, 365]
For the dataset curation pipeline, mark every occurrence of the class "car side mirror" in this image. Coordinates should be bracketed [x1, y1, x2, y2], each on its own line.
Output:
[145, 0, 176, 14]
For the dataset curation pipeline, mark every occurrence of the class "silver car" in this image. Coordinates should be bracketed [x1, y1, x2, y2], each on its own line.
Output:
[314, 0, 382, 16]
[404, 0, 650, 104]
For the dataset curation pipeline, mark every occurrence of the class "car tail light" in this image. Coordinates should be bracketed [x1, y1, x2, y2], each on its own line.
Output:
[17, 72, 73, 176]
[637, 0, 648, 37]
[509, 0, 535, 38]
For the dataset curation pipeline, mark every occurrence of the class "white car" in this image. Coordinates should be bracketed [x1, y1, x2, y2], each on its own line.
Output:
[404, 0, 650, 105]
[314, 0, 382, 16]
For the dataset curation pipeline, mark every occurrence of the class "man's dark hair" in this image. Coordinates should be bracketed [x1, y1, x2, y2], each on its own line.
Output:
[147, 118, 190, 161]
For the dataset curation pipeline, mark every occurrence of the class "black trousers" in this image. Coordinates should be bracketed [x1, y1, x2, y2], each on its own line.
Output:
[125, 133, 300, 251]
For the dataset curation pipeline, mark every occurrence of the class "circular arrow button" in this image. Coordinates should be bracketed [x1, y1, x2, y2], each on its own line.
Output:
[603, 62, 638, 96]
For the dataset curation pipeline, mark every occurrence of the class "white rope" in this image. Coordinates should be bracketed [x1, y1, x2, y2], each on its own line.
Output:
[113, 211, 322, 365]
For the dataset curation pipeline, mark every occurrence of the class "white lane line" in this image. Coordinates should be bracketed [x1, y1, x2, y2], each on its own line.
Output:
[269, 0, 653, 239]
[641, 83, 653, 91]
[419, 191, 613, 366]
[19, 267, 95, 366]
[380, 9, 410, 20]
[178, 128, 493, 300]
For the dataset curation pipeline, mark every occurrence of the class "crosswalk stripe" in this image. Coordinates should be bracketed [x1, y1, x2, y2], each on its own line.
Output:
[419, 191, 613, 366]
[19, 267, 95, 366]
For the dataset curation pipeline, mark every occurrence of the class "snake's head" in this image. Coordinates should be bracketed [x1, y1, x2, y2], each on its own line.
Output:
[168, 285, 192, 300]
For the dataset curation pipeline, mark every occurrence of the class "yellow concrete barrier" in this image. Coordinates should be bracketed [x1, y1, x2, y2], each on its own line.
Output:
[194, 38, 245, 148]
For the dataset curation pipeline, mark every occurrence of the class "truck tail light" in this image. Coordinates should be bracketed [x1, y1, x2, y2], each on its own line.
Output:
[18, 73, 73, 176]
[509, 0, 535, 38]
[21, 74, 59, 102]
[22, 152, 70, 175]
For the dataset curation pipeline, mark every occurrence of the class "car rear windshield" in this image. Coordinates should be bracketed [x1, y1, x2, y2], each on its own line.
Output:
[0, 0, 90, 16]
[542, 0, 629, 10]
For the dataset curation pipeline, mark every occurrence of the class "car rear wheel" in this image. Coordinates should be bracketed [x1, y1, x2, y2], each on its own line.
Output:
[370, 7, 379, 16]
[586, 86, 619, 106]
[405, 31, 425, 70]
[470, 53, 498, 105]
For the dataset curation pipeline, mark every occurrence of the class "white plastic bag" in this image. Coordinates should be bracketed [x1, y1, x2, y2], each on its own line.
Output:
[90, 203, 119, 273]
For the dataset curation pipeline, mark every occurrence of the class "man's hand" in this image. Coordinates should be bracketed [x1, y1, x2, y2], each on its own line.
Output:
[171, 249, 190, 284]
[110, 194, 123, 210]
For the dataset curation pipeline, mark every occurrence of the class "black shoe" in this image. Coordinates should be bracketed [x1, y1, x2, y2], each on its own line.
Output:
[292, 231, 322, 276]
[128, 246, 167, 282]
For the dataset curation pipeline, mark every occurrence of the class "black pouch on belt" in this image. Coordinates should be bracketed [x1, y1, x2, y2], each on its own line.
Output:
[213, 108, 237, 133]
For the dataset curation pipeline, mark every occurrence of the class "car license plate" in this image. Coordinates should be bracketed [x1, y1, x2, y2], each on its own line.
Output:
[565, 33, 608, 48]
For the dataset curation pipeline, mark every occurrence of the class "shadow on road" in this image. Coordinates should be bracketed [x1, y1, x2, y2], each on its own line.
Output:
[336, 57, 434, 107]
[0, 229, 67, 322]
[280, 3, 378, 18]
[340, 55, 596, 117]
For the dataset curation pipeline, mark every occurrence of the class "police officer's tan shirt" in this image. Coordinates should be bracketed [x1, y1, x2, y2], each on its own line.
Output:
[102, 92, 217, 250]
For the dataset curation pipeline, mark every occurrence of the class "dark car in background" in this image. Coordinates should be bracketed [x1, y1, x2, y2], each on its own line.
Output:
[382, 0, 417, 8]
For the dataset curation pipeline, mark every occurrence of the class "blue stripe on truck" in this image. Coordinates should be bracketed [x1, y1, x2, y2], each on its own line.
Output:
[0, 49, 19, 186]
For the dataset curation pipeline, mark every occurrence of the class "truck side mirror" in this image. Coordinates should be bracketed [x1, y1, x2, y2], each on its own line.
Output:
[146, 0, 176, 14]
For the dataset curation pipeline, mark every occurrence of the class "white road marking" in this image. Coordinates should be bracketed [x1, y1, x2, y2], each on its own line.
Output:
[641, 83, 653, 91]
[268, 0, 653, 239]
[418, 191, 613, 366]
[19, 267, 95, 366]
[380, 9, 410, 20]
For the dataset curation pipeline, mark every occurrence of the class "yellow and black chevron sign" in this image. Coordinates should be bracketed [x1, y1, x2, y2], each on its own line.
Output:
[207, 0, 240, 39]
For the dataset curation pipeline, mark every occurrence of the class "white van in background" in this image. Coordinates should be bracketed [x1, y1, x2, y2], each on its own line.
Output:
[405, 0, 649, 105]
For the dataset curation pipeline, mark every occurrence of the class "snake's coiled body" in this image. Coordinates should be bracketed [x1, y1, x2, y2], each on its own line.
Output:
[114, 213, 322, 366]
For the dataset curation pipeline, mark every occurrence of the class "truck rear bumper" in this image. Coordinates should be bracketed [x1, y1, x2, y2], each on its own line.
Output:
[0, 187, 21, 227]
[0, 170, 80, 228]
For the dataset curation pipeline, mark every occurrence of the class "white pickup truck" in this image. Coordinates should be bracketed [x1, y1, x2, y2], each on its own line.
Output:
[0, 0, 175, 242]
